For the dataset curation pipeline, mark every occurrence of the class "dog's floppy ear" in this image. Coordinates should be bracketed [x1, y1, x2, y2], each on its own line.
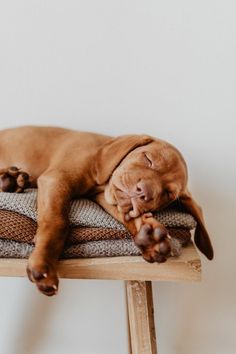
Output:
[179, 190, 214, 260]
[95, 135, 153, 184]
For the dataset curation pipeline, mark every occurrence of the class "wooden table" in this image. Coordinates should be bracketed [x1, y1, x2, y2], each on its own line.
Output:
[0, 241, 201, 354]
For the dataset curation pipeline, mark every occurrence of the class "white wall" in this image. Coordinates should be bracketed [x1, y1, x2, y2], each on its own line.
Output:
[0, 1, 235, 353]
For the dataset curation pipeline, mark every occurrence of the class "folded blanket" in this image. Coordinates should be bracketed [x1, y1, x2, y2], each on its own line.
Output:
[0, 189, 194, 259]
[0, 209, 191, 245]
[0, 229, 191, 259]
[0, 189, 196, 230]
[0, 210, 129, 244]
[0, 238, 140, 259]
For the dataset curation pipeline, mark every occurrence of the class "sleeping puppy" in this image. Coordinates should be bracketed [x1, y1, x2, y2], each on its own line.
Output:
[0, 126, 213, 296]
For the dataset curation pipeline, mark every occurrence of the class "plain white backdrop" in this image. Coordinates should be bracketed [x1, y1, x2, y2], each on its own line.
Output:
[0, 1, 235, 353]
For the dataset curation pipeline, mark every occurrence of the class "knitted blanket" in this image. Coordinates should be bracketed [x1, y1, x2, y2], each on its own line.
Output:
[0, 209, 192, 245]
[0, 189, 195, 259]
[0, 189, 196, 229]
[0, 238, 141, 259]
[0, 230, 191, 259]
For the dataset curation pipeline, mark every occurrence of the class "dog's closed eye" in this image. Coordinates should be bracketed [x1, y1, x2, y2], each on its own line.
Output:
[143, 153, 153, 168]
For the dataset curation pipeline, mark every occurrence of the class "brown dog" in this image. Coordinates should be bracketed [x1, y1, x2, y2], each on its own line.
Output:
[0, 126, 213, 296]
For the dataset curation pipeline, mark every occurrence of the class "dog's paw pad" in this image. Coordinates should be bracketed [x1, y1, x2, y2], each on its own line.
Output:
[0, 166, 31, 192]
[135, 223, 173, 263]
[135, 224, 153, 247]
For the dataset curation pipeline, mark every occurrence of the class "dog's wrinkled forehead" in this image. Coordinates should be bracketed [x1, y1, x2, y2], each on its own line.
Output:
[119, 140, 187, 173]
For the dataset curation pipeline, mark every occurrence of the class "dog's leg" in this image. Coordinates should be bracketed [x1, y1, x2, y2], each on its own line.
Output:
[0, 166, 31, 192]
[27, 171, 72, 296]
[95, 193, 179, 263]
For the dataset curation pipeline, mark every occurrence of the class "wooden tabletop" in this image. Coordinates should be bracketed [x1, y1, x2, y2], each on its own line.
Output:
[0, 242, 201, 282]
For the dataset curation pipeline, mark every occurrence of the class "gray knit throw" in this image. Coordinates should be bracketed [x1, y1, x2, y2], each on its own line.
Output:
[0, 238, 141, 259]
[0, 189, 196, 230]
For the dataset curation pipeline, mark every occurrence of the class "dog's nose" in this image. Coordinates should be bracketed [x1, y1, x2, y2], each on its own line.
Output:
[135, 181, 152, 202]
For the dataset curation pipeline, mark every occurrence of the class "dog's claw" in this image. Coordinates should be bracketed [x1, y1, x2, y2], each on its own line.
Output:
[27, 255, 59, 296]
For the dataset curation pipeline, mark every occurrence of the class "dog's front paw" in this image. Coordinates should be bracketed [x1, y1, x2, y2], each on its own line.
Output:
[27, 253, 59, 296]
[0, 166, 31, 193]
[134, 213, 181, 263]
[134, 215, 176, 263]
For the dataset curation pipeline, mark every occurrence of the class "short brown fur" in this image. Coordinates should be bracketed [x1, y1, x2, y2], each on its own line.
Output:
[0, 126, 213, 296]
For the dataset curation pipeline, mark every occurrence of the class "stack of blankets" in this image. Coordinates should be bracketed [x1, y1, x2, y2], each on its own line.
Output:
[0, 189, 196, 259]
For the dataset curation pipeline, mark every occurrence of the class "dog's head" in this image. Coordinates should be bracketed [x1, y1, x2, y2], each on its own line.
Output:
[95, 135, 213, 260]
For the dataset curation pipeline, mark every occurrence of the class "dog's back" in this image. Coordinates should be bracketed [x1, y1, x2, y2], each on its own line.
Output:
[0, 126, 110, 181]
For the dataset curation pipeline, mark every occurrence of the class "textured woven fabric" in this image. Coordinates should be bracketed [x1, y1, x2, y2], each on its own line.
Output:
[0, 229, 191, 259]
[0, 209, 191, 245]
[0, 238, 139, 258]
[0, 189, 197, 229]
[0, 189, 193, 259]
[0, 209, 129, 244]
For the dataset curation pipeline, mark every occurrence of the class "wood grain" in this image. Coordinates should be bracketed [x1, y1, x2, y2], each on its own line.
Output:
[0, 242, 201, 281]
[126, 281, 157, 354]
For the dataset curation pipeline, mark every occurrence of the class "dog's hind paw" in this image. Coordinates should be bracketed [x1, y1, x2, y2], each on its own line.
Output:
[0, 166, 31, 193]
